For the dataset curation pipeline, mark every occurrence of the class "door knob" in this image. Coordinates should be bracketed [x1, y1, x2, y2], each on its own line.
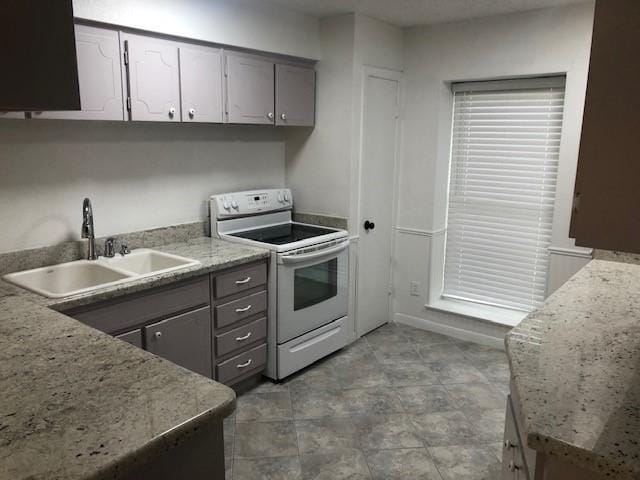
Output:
[364, 220, 375, 231]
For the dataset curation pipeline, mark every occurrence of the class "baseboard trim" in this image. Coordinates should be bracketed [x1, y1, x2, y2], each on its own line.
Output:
[394, 312, 506, 350]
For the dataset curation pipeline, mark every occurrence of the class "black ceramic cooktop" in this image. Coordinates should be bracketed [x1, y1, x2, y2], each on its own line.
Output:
[230, 223, 337, 245]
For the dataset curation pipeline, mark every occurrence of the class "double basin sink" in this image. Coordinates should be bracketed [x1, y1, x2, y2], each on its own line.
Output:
[3, 249, 200, 299]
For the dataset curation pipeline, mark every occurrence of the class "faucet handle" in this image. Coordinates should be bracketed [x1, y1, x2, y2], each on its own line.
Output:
[119, 242, 131, 256]
[104, 237, 116, 258]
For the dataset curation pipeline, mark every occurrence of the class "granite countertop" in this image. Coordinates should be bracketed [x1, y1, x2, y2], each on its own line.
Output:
[0, 236, 270, 480]
[506, 260, 640, 479]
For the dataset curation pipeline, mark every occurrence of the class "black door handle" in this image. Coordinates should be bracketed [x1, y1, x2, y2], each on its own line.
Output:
[364, 220, 375, 231]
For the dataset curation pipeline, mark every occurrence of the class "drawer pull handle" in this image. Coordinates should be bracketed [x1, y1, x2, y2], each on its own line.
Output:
[236, 332, 252, 341]
[508, 461, 520, 472]
[235, 276, 252, 285]
[237, 359, 252, 368]
[235, 304, 252, 313]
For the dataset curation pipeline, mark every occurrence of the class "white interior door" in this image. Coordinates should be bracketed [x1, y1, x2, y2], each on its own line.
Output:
[356, 68, 401, 337]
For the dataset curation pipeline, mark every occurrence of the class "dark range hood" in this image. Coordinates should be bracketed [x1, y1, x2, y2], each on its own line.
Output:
[0, 0, 80, 111]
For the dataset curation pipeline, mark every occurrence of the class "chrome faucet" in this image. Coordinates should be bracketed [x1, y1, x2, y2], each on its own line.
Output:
[81, 198, 97, 260]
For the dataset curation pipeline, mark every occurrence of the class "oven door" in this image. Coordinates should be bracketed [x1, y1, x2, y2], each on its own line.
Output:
[276, 239, 349, 343]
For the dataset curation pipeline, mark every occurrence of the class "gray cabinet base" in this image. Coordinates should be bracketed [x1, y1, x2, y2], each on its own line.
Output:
[121, 418, 225, 480]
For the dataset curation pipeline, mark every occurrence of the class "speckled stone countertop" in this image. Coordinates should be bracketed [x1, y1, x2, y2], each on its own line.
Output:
[506, 260, 640, 479]
[0, 236, 270, 480]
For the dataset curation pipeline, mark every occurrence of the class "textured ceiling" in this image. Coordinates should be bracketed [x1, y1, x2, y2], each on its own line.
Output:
[250, 0, 589, 27]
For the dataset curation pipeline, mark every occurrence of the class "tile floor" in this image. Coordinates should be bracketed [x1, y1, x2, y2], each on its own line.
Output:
[225, 322, 510, 480]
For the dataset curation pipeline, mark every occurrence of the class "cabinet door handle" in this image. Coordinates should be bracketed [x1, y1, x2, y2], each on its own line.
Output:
[235, 276, 252, 285]
[267, 112, 274, 120]
[154, 331, 162, 339]
[235, 332, 252, 341]
[168, 107, 176, 118]
[235, 304, 252, 313]
[237, 359, 252, 368]
[280, 113, 287, 121]
[188, 108, 195, 118]
[508, 461, 520, 472]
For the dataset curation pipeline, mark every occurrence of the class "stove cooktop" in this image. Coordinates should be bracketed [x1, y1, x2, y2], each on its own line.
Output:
[229, 223, 337, 245]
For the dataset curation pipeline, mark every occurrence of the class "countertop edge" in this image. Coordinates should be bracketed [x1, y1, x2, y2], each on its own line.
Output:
[88, 394, 236, 480]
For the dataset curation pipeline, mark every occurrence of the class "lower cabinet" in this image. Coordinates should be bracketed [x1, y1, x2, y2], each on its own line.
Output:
[66, 260, 268, 385]
[145, 306, 212, 377]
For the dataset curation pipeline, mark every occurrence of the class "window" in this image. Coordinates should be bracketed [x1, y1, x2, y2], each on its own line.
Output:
[443, 77, 565, 312]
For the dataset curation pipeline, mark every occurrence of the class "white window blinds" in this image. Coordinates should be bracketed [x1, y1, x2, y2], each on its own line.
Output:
[443, 77, 565, 312]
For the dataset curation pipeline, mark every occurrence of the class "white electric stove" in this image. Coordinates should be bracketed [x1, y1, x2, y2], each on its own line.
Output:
[210, 189, 350, 380]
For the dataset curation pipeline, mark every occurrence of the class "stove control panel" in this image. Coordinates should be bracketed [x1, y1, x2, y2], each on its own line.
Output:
[211, 188, 293, 219]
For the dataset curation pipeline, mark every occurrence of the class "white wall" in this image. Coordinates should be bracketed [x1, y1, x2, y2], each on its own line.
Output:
[285, 13, 404, 228]
[285, 15, 355, 219]
[394, 3, 595, 340]
[0, 120, 284, 253]
[73, 0, 320, 60]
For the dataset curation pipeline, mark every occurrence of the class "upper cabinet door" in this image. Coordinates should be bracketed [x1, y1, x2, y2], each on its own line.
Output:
[179, 45, 223, 123]
[569, 0, 640, 252]
[275, 64, 315, 126]
[32, 25, 124, 121]
[225, 53, 274, 125]
[123, 33, 180, 122]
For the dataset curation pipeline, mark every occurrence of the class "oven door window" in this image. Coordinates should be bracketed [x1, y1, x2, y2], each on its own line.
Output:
[294, 258, 338, 311]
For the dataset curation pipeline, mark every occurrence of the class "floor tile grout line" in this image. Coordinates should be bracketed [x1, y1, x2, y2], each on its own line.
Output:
[287, 384, 303, 476]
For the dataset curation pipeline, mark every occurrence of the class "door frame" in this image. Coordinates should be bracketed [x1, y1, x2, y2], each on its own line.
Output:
[352, 65, 404, 338]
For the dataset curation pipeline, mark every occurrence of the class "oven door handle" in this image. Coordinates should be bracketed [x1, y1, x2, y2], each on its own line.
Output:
[278, 240, 349, 265]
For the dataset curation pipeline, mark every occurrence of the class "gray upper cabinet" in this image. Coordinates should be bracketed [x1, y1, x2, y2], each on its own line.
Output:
[179, 45, 224, 123]
[123, 33, 181, 122]
[145, 306, 212, 377]
[32, 25, 124, 121]
[225, 53, 275, 124]
[275, 64, 315, 126]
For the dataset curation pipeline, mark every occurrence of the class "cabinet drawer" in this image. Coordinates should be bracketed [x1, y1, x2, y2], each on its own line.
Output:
[215, 290, 267, 329]
[115, 329, 142, 348]
[145, 306, 212, 378]
[215, 317, 267, 358]
[217, 343, 266, 384]
[215, 263, 267, 299]
[72, 276, 209, 334]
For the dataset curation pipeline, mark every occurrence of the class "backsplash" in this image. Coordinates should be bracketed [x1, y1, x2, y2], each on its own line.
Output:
[593, 249, 640, 265]
[293, 212, 348, 230]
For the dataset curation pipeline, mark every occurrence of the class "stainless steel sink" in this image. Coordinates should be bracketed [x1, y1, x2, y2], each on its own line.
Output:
[3, 249, 200, 299]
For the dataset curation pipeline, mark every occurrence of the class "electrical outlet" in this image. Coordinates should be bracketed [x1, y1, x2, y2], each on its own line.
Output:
[410, 281, 421, 296]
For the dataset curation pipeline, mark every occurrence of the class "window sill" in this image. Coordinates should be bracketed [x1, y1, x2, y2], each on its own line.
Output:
[425, 298, 528, 327]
